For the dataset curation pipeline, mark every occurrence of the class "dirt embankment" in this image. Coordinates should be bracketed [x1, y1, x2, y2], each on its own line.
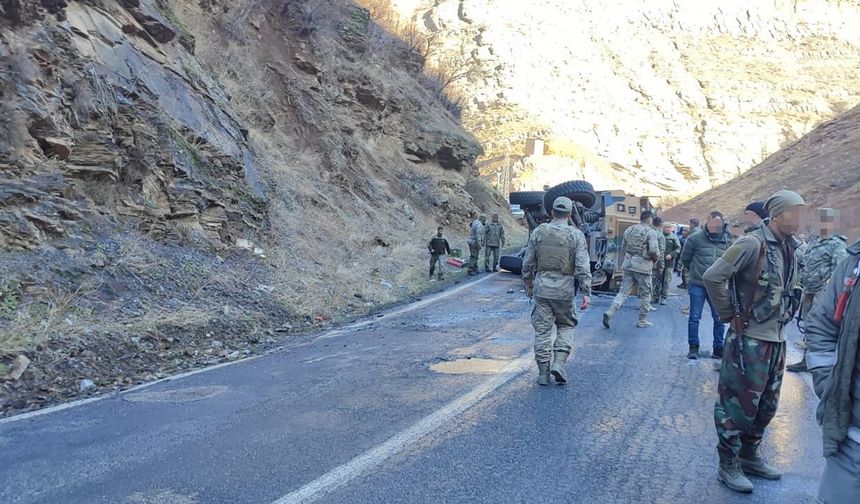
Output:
[0, 0, 523, 416]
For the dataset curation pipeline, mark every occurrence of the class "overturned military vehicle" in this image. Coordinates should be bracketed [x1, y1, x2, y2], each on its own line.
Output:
[502, 180, 656, 291]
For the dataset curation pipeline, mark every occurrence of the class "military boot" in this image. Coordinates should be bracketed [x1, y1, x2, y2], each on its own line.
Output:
[718, 458, 754, 493]
[687, 344, 699, 359]
[550, 351, 569, 385]
[659, 298, 667, 305]
[711, 347, 723, 360]
[537, 363, 550, 386]
[636, 319, 652, 328]
[485, 266, 491, 273]
[437, 274, 444, 281]
[739, 446, 783, 480]
[603, 304, 619, 329]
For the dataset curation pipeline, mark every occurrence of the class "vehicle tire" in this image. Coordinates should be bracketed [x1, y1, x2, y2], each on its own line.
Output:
[583, 210, 601, 224]
[543, 180, 596, 212]
[509, 191, 545, 209]
[499, 255, 523, 275]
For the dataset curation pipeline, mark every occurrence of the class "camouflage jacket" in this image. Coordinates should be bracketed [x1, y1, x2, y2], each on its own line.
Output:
[484, 222, 506, 248]
[805, 241, 860, 455]
[468, 219, 485, 247]
[522, 219, 592, 300]
[702, 224, 801, 342]
[800, 236, 848, 294]
[620, 223, 659, 274]
[653, 227, 666, 270]
[663, 232, 681, 262]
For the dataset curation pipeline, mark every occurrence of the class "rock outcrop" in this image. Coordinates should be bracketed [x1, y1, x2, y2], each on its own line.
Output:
[391, 0, 860, 200]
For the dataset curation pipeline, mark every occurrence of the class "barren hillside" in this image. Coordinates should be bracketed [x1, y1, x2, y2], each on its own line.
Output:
[381, 0, 860, 202]
[0, 0, 521, 413]
[665, 104, 860, 237]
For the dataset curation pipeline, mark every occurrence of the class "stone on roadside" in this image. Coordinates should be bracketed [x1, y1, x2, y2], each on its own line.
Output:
[7, 355, 31, 380]
[79, 379, 96, 393]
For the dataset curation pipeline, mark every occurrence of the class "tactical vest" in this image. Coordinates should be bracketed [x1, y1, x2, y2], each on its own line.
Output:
[535, 224, 575, 275]
[624, 224, 651, 259]
[747, 234, 802, 325]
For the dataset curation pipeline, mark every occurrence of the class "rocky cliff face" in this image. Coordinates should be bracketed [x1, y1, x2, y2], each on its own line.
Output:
[391, 0, 860, 200]
[0, 0, 516, 414]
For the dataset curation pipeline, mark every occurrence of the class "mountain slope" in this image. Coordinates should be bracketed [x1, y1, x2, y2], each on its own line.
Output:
[383, 0, 860, 201]
[664, 104, 860, 236]
[0, 0, 520, 413]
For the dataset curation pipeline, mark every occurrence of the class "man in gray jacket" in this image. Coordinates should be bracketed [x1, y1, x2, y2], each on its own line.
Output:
[806, 240, 860, 504]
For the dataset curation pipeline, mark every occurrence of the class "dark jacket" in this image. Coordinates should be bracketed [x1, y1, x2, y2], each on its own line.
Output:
[680, 226, 732, 287]
[806, 241, 860, 456]
[429, 235, 451, 255]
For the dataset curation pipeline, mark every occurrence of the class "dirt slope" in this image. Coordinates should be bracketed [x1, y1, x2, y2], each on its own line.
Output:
[0, 0, 522, 414]
[664, 104, 860, 237]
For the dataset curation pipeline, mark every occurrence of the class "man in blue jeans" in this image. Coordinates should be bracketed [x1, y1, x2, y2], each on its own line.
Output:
[680, 211, 732, 359]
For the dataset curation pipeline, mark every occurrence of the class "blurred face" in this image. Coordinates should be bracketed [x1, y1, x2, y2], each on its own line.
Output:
[663, 225, 674, 234]
[771, 206, 805, 237]
[706, 215, 724, 233]
[437, 228, 443, 236]
[743, 210, 762, 226]
[492, 214, 499, 223]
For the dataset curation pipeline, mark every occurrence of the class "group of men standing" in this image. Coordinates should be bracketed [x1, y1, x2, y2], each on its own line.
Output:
[466, 212, 507, 275]
[518, 189, 858, 502]
[427, 212, 507, 281]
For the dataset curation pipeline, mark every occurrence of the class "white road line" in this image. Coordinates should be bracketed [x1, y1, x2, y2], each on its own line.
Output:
[271, 352, 532, 504]
[0, 274, 502, 425]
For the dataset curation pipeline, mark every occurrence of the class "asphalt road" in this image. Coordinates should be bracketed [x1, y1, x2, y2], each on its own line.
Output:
[0, 274, 824, 503]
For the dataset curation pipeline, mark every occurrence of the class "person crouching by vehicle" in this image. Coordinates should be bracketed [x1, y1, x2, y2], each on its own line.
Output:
[522, 197, 591, 386]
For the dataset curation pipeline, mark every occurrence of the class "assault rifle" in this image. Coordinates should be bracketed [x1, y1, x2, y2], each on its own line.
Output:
[729, 275, 747, 372]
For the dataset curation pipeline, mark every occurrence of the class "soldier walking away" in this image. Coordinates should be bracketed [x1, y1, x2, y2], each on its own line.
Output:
[467, 212, 485, 276]
[743, 201, 767, 233]
[522, 197, 591, 386]
[786, 223, 848, 372]
[651, 216, 667, 307]
[428, 226, 451, 281]
[805, 239, 860, 504]
[681, 211, 731, 360]
[484, 213, 506, 273]
[702, 190, 806, 493]
[602, 210, 660, 329]
[660, 222, 681, 305]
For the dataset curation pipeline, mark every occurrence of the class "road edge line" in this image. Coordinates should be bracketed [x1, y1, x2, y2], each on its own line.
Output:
[271, 352, 531, 504]
[0, 273, 503, 425]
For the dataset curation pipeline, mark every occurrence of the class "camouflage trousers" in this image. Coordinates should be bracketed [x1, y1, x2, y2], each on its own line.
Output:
[714, 329, 786, 461]
[484, 246, 500, 269]
[468, 242, 481, 271]
[660, 259, 675, 300]
[651, 267, 664, 302]
[608, 270, 652, 321]
[531, 297, 577, 364]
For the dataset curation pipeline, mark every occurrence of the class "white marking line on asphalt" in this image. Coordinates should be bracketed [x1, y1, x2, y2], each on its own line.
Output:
[271, 352, 532, 504]
[0, 274, 502, 426]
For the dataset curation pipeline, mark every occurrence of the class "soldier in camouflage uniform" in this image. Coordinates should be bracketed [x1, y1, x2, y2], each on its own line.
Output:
[484, 213, 506, 273]
[702, 190, 805, 493]
[522, 197, 592, 386]
[650, 216, 667, 307]
[466, 213, 485, 276]
[602, 210, 660, 329]
[786, 223, 848, 372]
[660, 222, 681, 305]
